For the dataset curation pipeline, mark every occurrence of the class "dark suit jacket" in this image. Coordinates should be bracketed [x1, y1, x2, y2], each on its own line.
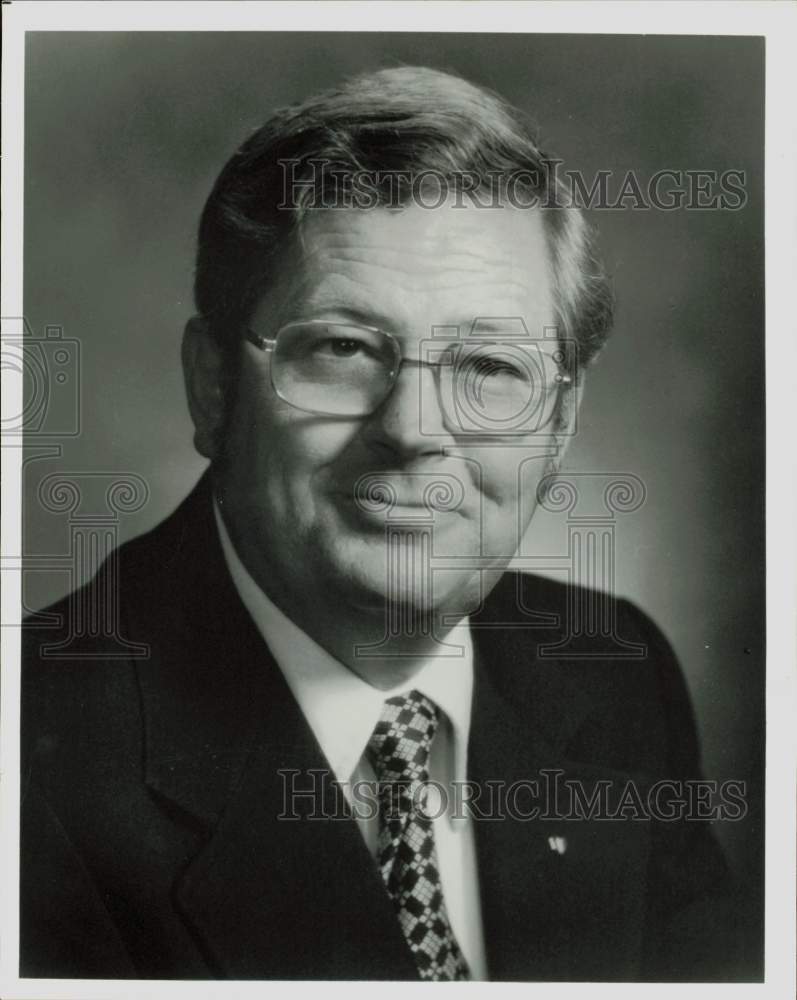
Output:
[21, 474, 737, 981]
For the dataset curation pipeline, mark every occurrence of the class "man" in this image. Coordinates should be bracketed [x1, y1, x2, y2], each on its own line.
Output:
[21, 66, 733, 981]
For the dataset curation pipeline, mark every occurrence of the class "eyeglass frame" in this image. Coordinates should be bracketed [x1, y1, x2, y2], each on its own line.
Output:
[244, 318, 574, 429]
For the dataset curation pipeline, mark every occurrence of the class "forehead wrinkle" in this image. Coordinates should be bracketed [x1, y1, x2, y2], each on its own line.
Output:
[298, 245, 545, 300]
[297, 208, 550, 276]
[305, 235, 529, 272]
[302, 265, 547, 312]
[308, 248, 491, 277]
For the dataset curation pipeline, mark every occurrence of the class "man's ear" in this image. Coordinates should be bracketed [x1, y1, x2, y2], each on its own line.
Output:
[182, 316, 228, 461]
[554, 374, 584, 463]
[542, 376, 586, 487]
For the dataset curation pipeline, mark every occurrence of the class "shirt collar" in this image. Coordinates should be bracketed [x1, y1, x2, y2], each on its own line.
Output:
[213, 500, 474, 786]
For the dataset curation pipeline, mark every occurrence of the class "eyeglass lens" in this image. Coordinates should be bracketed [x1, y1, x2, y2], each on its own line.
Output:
[271, 322, 566, 431]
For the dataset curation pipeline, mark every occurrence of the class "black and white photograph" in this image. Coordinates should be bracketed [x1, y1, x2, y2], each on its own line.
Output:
[1, 2, 794, 997]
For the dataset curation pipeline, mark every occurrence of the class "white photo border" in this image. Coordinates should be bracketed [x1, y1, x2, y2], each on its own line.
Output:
[2, 3, 794, 999]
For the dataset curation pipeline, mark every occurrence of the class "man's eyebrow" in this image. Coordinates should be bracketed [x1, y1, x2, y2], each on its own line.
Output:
[458, 318, 527, 335]
[444, 318, 546, 338]
[287, 303, 396, 330]
[287, 304, 536, 338]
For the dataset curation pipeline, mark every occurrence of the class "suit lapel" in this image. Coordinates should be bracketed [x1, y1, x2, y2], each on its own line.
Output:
[468, 646, 555, 980]
[133, 476, 417, 979]
[172, 699, 417, 980]
[470, 589, 651, 981]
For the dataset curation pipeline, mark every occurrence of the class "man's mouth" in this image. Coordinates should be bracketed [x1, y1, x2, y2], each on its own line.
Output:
[346, 472, 468, 517]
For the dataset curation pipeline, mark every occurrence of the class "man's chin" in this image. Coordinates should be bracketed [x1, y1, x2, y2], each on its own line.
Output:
[308, 519, 502, 619]
[322, 552, 485, 621]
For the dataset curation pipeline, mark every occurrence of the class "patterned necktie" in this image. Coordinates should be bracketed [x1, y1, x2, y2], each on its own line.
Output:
[366, 690, 470, 981]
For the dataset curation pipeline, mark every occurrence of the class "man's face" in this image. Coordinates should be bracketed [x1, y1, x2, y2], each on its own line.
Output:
[204, 200, 566, 619]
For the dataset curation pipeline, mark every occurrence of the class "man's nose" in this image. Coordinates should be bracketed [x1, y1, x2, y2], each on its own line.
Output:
[363, 362, 454, 460]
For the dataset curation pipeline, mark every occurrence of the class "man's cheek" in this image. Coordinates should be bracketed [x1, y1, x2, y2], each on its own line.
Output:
[476, 472, 525, 555]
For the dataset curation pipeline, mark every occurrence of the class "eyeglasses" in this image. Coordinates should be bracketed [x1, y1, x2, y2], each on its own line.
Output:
[244, 320, 572, 434]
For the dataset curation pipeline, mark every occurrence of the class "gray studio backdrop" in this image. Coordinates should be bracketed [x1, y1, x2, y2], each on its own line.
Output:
[22, 31, 763, 953]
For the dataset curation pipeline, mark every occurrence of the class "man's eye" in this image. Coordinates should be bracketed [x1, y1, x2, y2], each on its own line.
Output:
[318, 338, 365, 358]
[462, 355, 527, 381]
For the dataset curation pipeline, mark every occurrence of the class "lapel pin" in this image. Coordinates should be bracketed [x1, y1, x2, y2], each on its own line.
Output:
[547, 835, 567, 855]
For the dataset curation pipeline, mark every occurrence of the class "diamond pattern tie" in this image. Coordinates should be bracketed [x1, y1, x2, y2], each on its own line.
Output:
[367, 690, 470, 981]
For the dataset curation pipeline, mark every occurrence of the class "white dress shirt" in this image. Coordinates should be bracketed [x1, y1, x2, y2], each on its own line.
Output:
[213, 503, 488, 979]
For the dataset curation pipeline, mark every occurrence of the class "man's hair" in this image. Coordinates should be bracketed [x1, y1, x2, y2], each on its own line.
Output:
[195, 65, 614, 369]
